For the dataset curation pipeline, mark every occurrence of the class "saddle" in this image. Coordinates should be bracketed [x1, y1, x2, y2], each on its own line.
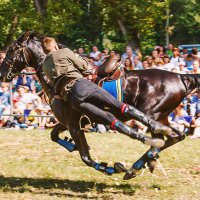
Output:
[86, 54, 125, 86]
[98, 54, 121, 77]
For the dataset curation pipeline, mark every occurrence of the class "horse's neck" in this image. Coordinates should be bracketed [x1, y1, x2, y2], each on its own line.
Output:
[28, 40, 56, 101]
[36, 68, 55, 101]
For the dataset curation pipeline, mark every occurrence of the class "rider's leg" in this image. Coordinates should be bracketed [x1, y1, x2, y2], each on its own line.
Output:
[85, 87, 172, 136]
[68, 95, 164, 148]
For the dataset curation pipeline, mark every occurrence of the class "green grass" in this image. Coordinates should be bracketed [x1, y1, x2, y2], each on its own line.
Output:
[0, 129, 199, 200]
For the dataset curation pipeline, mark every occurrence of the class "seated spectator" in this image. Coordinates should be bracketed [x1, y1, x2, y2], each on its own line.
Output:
[190, 117, 200, 139]
[89, 45, 101, 66]
[154, 58, 164, 69]
[13, 85, 41, 113]
[98, 49, 110, 66]
[144, 56, 156, 68]
[23, 103, 39, 130]
[30, 74, 42, 95]
[121, 46, 137, 64]
[124, 58, 134, 71]
[187, 93, 199, 117]
[185, 54, 195, 70]
[35, 93, 51, 129]
[142, 60, 149, 69]
[109, 50, 116, 57]
[15, 69, 33, 91]
[133, 56, 143, 69]
[152, 49, 159, 60]
[157, 45, 166, 58]
[179, 61, 189, 74]
[191, 47, 200, 61]
[181, 47, 188, 60]
[0, 52, 5, 65]
[163, 55, 174, 71]
[0, 83, 11, 127]
[169, 104, 191, 132]
[166, 43, 174, 58]
[170, 48, 183, 68]
[77, 47, 88, 58]
[190, 60, 200, 74]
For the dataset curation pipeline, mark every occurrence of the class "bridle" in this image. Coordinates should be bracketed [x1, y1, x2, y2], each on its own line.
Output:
[3, 41, 30, 82]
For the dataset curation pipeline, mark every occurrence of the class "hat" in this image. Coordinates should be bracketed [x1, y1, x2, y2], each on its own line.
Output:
[17, 85, 29, 91]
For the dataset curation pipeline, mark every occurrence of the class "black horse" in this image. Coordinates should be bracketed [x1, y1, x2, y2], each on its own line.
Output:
[0, 31, 166, 177]
[1, 31, 200, 179]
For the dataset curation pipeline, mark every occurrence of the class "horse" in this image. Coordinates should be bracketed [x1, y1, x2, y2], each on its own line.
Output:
[1, 31, 200, 179]
[93, 58, 200, 179]
[0, 31, 166, 177]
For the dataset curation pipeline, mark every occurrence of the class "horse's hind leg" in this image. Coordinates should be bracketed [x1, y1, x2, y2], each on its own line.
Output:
[50, 123, 77, 152]
[122, 127, 186, 180]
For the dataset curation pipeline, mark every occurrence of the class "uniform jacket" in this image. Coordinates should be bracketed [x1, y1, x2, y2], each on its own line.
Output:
[42, 48, 89, 97]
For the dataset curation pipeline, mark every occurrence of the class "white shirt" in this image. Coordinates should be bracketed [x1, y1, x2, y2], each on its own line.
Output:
[16, 93, 39, 110]
[89, 51, 101, 66]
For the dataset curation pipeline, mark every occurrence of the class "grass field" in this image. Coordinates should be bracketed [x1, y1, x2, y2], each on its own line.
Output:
[0, 129, 199, 200]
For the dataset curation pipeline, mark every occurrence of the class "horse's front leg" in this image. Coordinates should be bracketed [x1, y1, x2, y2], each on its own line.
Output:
[50, 123, 77, 152]
[68, 123, 117, 176]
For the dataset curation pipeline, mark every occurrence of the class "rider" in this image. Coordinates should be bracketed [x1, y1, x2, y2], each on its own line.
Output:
[41, 37, 172, 148]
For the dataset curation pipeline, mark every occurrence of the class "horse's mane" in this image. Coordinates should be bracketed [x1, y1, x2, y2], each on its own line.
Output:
[29, 31, 46, 41]
[28, 31, 66, 49]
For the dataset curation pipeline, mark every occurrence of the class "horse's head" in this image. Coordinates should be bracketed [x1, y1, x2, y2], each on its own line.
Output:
[0, 31, 32, 82]
[0, 30, 45, 82]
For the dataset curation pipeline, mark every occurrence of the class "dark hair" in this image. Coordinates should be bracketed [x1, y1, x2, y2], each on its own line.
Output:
[191, 48, 198, 55]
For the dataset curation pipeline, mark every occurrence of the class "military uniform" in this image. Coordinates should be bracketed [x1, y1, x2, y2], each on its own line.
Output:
[42, 47, 167, 149]
[43, 48, 88, 100]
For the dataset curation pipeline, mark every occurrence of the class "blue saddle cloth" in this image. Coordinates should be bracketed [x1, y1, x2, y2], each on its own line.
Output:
[102, 77, 124, 101]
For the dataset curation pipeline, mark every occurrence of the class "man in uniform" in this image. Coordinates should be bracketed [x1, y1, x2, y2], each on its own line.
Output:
[41, 37, 172, 148]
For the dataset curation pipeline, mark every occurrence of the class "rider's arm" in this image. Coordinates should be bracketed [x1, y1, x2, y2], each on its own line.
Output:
[64, 48, 89, 72]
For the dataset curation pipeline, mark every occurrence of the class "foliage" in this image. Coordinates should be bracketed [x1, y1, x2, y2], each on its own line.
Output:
[0, 0, 200, 53]
[169, 0, 200, 45]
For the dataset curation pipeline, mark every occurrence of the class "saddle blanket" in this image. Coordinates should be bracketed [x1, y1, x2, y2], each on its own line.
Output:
[102, 77, 124, 102]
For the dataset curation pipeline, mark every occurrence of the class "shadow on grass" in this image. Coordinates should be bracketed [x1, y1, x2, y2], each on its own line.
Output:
[0, 175, 140, 198]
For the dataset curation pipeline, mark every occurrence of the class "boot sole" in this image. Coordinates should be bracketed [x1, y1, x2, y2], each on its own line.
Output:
[144, 138, 165, 148]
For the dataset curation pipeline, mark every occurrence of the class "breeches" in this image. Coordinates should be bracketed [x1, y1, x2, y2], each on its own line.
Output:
[67, 79, 124, 125]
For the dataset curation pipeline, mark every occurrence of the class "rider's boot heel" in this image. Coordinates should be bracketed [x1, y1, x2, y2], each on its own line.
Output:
[111, 120, 165, 148]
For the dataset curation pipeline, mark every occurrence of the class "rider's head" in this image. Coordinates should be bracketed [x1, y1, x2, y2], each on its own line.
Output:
[41, 37, 59, 54]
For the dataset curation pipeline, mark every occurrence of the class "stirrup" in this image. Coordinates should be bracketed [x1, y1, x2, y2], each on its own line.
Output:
[79, 115, 92, 131]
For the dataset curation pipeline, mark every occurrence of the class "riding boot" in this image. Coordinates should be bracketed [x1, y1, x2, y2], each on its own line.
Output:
[122, 105, 172, 135]
[111, 120, 165, 148]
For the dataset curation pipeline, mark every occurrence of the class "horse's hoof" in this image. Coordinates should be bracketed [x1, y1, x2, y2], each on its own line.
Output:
[143, 137, 165, 148]
[123, 168, 137, 180]
[114, 162, 127, 173]
[147, 159, 157, 173]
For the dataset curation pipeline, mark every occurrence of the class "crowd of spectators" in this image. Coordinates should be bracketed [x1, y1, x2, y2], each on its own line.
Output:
[0, 43, 200, 138]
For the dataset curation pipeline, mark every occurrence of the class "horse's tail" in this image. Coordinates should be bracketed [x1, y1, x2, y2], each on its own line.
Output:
[180, 73, 200, 92]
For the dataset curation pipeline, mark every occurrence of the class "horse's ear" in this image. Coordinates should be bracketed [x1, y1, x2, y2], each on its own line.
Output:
[24, 30, 34, 39]
[17, 30, 32, 43]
